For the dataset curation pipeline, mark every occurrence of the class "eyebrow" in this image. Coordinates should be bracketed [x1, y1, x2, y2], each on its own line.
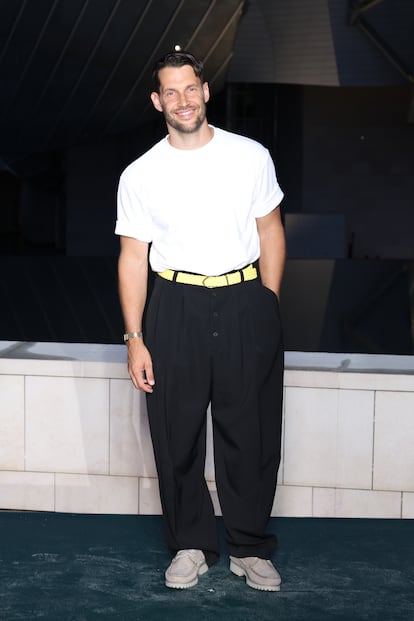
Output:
[162, 82, 199, 92]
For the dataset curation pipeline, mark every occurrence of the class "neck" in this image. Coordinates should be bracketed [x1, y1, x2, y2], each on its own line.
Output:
[167, 122, 213, 150]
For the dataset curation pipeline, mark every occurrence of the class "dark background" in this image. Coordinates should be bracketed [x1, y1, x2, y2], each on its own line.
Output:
[0, 0, 413, 353]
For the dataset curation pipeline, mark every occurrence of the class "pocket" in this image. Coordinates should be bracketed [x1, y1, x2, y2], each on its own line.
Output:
[260, 283, 280, 313]
[247, 282, 282, 359]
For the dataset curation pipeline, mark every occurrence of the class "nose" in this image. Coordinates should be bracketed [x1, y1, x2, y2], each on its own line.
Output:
[177, 92, 189, 107]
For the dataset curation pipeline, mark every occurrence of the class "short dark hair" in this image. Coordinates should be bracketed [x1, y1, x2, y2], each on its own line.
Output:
[152, 50, 204, 93]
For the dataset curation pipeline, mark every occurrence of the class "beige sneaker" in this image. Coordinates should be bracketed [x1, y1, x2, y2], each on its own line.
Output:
[165, 549, 208, 589]
[230, 556, 281, 591]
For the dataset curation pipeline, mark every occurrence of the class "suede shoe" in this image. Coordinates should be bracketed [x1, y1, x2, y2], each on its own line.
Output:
[230, 556, 281, 591]
[165, 549, 208, 589]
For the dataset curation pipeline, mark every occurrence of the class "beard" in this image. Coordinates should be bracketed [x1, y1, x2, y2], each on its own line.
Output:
[163, 103, 207, 134]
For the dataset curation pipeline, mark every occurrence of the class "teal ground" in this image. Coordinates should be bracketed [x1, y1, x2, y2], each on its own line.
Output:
[0, 513, 413, 620]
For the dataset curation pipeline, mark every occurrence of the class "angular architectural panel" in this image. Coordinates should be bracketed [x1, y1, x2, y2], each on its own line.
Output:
[0, 0, 244, 166]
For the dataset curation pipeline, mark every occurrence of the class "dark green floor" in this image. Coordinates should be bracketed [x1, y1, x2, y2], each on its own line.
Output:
[0, 513, 413, 621]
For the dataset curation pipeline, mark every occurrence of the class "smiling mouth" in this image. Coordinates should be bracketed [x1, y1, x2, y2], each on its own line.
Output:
[175, 108, 196, 117]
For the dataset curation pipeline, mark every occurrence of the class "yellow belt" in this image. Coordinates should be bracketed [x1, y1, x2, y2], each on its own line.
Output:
[157, 264, 258, 288]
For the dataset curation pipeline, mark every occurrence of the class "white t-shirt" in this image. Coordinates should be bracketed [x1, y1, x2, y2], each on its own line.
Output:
[115, 126, 284, 275]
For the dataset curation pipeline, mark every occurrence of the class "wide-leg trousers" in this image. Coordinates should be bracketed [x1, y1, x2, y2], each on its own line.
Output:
[145, 273, 284, 566]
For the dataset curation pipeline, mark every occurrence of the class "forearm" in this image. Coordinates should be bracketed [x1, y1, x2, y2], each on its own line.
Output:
[258, 209, 286, 298]
[118, 239, 148, 334]
[117, 237, 154, 392]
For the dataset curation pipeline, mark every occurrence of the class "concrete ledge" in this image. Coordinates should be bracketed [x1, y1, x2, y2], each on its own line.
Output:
[1, 342, 414, 518]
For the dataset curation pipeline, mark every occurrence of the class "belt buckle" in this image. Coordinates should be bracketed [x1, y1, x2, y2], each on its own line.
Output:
[202, 275, 215, 288]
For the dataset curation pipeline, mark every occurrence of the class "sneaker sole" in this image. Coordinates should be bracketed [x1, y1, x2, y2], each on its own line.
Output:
[165, 562, 208, 589]
[230, 560, 281, 592]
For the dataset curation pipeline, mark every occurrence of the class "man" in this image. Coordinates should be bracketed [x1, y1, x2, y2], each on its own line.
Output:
[115, 50, 285, 592]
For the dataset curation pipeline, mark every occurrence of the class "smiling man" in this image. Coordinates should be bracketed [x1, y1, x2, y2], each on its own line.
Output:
[115, 50, 286, 592]
[150, 62, 209, 135]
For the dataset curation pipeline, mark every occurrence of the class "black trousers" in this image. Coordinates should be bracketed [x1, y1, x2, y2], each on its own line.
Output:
[145, 274, 284, 565]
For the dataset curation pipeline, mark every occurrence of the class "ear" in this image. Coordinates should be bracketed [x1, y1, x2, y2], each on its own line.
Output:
[203, 82, 210, 103]
[150, 92, 163, 112]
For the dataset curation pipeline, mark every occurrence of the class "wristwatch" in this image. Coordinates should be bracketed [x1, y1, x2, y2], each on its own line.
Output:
[123, 331, 143, 343]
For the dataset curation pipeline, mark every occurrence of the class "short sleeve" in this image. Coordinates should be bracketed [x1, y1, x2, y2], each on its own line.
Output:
[114, 169, 153, 241]
[252, 150, 284, 218]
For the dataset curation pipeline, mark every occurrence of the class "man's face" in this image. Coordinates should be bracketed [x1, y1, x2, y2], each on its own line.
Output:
[151, 65, 210, 134]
